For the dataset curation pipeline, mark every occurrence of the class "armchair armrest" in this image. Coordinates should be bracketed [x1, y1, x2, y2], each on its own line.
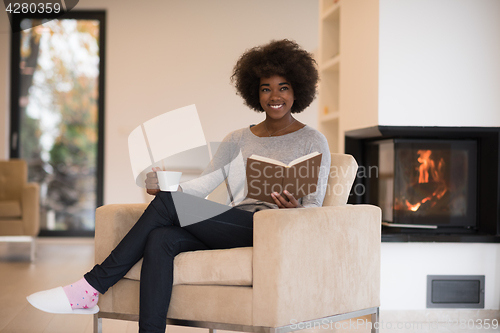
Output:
[22, 182, 40, 236]
[95, 204, 148, 264]
[252, 205, 381, 327]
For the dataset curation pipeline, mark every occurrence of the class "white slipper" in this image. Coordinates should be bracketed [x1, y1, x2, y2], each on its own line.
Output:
[27, 287, 99, 314]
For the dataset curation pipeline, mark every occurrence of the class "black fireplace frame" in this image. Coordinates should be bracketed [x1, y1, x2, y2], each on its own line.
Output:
[345, 126, 500, 243]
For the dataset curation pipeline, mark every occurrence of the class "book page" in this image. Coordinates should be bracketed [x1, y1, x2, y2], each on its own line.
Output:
[288, 151, 321, 166]
[247, 154, 288, 167]
[283, 153, 322, 198]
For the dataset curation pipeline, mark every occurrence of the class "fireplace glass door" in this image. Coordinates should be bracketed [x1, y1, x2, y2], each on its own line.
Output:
[367, 139, 477, 228]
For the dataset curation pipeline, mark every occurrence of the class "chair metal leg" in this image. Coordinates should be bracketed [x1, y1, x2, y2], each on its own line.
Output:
[371, 307, 379, 333]
[30, 237, 36, 262]
[209, 329, 216, 333]
[0, 235, 35, 261]
[94, 314, 102, 333]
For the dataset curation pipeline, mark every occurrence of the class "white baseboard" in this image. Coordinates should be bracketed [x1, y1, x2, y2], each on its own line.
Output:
[380, 309, 500, 324]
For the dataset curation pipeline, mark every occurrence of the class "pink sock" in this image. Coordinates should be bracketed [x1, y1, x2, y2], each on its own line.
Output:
[62, 277, 99, 309]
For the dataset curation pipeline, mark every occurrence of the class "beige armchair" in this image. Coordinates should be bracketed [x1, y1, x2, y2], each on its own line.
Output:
[0, 159, 40, 260]
[94, 154, 381, 333]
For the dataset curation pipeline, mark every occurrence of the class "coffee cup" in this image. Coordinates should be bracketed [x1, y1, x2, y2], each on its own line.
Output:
[156, 171, 182, 191]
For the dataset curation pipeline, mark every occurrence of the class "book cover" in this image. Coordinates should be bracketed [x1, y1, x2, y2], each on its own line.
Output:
[245, 152, 322, 204]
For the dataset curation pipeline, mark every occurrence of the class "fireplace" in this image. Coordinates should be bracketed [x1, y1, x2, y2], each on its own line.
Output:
[345, 126, 500, 242]
[367, 139, 477, 228]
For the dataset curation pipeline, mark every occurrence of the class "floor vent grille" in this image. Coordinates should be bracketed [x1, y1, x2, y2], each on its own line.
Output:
[427, 275, 484, 308]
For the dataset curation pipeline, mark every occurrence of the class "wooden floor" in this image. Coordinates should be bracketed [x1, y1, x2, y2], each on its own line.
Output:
[0, 238, 372, 333]
[0, 238, 143, 332]
[0, 238, 245, 333]
[0, 238, 494, 333]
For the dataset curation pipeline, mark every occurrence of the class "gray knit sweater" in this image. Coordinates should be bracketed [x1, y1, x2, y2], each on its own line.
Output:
[180, 125, 331, 212]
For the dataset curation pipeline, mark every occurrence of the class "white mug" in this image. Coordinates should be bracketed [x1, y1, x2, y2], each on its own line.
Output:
[156, 171, 182, 191]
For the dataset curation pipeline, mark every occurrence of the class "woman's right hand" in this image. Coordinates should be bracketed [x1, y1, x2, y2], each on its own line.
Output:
[145, 167, 162, 196]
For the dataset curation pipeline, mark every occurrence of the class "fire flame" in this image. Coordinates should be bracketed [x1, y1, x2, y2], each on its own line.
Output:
[406, 201, 421, 212]
[404, 150, 447, 212]
[418, 150, 433, 183]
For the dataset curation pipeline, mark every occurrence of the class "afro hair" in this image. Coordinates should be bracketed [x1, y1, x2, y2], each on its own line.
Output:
[231, 39, 319, 113]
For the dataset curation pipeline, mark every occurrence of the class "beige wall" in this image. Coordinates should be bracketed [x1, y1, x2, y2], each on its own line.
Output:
[0, 0, 319, 204]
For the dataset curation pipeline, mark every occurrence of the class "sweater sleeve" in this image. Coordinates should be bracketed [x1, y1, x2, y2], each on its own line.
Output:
[300, 132, 331, 208]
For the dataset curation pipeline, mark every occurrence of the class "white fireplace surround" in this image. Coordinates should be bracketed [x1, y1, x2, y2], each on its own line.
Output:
[338, 0, 500, 311]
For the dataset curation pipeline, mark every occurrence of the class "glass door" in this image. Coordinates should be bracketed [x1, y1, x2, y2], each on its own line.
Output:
[10, 12, 105, 236]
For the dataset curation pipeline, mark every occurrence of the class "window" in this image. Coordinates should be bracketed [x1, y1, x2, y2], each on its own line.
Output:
[10, 11, 105, 236]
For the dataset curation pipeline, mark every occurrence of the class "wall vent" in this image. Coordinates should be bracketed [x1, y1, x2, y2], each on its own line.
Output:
[427, 275, 484, 308]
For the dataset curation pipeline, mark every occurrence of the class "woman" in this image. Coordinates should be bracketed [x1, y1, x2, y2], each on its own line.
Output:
[28, 39, 331, 333]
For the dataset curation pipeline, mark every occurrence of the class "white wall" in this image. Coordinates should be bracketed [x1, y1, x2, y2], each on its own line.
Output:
[376, 0, 500, 311]
[378, 0, 500, 126]
[381, 243, 500, 310]
[0, 0, 319, 204]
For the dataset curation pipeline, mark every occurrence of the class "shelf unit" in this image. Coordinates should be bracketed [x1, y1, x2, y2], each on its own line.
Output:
[318, 0, 341, 153]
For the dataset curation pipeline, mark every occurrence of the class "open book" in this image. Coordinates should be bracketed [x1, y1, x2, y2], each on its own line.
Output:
[245, 152, 322, 204]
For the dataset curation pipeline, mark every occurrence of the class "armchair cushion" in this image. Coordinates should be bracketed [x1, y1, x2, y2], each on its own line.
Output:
[0, 200, 22, 218]
[124, 246, 253, 286]
[323, 154, 358, 207]
[0, 219, 24, 235]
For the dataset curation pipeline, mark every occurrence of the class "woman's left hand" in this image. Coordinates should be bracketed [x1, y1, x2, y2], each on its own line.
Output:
[271, 190, 304, 209]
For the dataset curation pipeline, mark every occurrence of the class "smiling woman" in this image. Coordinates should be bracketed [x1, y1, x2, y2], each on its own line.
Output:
[28, 39, 332, 333]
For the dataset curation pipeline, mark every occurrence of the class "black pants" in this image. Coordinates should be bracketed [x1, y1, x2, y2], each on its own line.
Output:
[84, 191, 255, 333]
